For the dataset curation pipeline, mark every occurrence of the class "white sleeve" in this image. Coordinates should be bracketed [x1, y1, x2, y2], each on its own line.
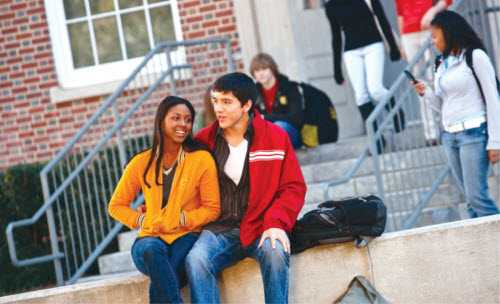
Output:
[422, 82, 442, 114]
[473, 49, 500, 149]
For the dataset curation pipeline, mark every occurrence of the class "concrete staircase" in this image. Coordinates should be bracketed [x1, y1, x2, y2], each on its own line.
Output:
[96, 134, 471, 278]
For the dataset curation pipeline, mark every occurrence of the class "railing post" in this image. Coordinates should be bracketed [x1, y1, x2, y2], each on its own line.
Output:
[41, 172, 64, 286]
[225, 38, 236, 72]
[165, 47, 177, 95]
[477, 0, 497, 70]
[367, 119, 385, 203]
[112, 103, 127, 168]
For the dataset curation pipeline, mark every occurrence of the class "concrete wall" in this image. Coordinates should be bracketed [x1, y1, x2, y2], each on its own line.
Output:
[2, 215, 499, 304]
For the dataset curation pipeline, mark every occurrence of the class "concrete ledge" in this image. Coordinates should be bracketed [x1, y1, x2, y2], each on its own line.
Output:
[2, 215, 499, 304]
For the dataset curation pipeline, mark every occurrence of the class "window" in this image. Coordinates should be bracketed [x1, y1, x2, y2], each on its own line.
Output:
[46, 0, 183, 89]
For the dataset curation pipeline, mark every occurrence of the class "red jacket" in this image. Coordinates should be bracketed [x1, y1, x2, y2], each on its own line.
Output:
[396, 0, 452, 34]
[195, 114, 307, 246]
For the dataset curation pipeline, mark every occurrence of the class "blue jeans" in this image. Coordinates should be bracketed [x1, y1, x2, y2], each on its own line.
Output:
[442, 123, 499, 218]
[274, 120, 302, 149]
[185, 229, 290, 304]
[131, 234, 198, 304]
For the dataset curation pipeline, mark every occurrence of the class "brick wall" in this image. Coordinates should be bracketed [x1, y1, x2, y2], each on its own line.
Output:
[0, 0, 243, 169]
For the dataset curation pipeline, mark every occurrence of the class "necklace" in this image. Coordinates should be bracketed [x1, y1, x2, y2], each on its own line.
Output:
[163, 163, 176, 176]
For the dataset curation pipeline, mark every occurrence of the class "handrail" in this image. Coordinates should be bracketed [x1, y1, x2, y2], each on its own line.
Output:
[321, 0, 480, 229]
[322, 38, 433, 200]
[6, 63, 189, 267]
[6, 37, 235, 285]
[40, 37, 231, 176]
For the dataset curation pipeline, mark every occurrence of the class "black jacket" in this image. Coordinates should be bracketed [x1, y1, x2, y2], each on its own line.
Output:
[325, 0, 400, 84]
[255, 74, 304, 130]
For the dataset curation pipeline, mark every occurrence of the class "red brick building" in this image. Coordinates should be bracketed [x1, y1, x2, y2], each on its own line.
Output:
[0, 0, 243, 168]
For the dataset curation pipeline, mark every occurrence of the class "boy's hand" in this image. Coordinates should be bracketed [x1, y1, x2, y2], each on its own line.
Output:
[258, 228, 290, 254]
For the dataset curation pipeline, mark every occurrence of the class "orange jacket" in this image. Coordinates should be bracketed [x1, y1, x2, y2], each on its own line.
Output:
[108, 149, 220, 244]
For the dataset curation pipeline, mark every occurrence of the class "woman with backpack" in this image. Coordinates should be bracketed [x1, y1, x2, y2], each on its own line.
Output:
[413, 10, 500, 218]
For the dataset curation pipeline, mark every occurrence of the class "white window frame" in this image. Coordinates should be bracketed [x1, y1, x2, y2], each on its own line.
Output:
[45, 0, 184, 89]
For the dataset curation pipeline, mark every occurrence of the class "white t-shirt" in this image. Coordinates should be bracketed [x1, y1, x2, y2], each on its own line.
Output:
[224, 139, 248, 185]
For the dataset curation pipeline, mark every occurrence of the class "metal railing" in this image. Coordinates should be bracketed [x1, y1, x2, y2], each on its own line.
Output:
[6, 38, 235, 285]
[324, 0, 500, 231]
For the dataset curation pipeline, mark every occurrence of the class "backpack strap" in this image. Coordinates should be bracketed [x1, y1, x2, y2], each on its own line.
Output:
[297, 82, 306, 110]
[434, 54, 443, 72]
[465, 48, 487, 104]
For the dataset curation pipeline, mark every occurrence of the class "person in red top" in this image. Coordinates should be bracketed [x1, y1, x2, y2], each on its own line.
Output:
[396, 0, 452, 144]
[185, 72, 307, 304]
[250, 53, 304, 149]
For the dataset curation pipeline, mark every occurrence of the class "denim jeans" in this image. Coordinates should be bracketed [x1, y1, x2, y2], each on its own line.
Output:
[185, 229, 290, 304]
[131, 234, 198, 304]
[274, 120, 302, 149]
[441, 123, 500, 218]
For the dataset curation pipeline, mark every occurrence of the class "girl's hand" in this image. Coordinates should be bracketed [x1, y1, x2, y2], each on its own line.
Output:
[413, 81, 426, 97]
[488, 150, 500, 164]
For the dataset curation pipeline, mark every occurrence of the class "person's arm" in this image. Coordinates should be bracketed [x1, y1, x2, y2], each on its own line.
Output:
[372, 0, 401, 61]
[181, 153, 221, 230]
[421, 0, 451, 30]
[414, 80, 442, 113]
[108, 157, 142, 229]
[262, 136, 306, 232]
[324, 3, 344, 84]
[264, 84, 304, 128]
[472, 50, 500, 154]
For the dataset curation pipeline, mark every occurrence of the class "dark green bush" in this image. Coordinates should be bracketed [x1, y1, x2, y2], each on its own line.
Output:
[0, 137, 148, 296]
[0, 163, 55, 296]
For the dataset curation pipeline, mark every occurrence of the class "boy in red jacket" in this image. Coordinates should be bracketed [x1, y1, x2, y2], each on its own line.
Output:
[186, 72, 306, 303]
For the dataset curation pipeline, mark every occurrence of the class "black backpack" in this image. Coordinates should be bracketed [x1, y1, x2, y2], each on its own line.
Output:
[291, 195, 387, 254]
[298, 82, 339, 148]
[434, 48, 500, 103]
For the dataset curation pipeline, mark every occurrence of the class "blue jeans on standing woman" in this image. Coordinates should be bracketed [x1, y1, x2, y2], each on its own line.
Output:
[441, 123, 500, 218]
[131, 233, 198, 303]
[185, 228, 290, 304]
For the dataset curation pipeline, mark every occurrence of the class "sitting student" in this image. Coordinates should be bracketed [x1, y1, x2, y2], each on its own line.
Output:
[108, 96, 220, 304]
[250, 53, 304, 149]
[185, 72, 307, 304]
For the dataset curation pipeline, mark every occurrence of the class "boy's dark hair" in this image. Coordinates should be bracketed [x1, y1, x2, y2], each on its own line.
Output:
[431, 10, 485, 58]
[212, 72, 258, 109]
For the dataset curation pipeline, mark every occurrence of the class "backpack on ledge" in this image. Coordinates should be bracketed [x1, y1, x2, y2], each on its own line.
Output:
[291, 195, 387, 254]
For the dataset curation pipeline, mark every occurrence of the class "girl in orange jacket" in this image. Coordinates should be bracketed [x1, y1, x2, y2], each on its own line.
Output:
[108, 96, 220, 303]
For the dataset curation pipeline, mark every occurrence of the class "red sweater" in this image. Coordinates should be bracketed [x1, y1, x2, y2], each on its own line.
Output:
[262, 81, 278, 113]
[195, 114, 307, 246]
[396, 0, 452, 34]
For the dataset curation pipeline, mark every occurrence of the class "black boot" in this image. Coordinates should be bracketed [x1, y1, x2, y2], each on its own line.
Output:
[358, 102, 386, 154]
[385, 97, 406, 133]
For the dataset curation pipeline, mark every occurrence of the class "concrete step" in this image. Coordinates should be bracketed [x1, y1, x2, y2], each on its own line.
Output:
[386, 205, 463, 232]
[118, 230, 138, 252]
[77, 270, 140, 284]
[300, 183, 462, 217]
[296, 136, 367, 166]
[300, 144, 446, 184]
[304, 164, 451, 205]
[296, 124, 434, 167]
[98, 251, 135, 275]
